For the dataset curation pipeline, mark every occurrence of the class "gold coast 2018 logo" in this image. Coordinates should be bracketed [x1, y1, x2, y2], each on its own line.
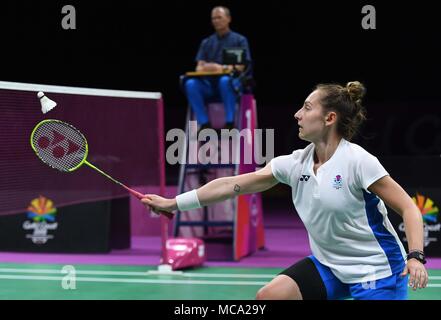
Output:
[23, 196, 58, 244]
[414, 193, 439, 224]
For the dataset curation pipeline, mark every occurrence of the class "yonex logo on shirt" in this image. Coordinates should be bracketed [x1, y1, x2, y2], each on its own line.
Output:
[299, 175, 310, 182]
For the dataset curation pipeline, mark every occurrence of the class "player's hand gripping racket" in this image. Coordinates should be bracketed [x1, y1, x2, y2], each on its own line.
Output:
[30, 119, 173, 219]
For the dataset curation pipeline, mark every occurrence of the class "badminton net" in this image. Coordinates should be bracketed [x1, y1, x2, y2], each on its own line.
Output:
[0, 81, 165, 216]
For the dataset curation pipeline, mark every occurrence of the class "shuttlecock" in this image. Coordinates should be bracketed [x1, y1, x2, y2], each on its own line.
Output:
[38, 92, 57, 114]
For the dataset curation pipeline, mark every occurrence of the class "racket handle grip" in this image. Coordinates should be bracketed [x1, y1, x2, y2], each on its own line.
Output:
[126, 187, 174, 220]
[127, 188, 145, 200]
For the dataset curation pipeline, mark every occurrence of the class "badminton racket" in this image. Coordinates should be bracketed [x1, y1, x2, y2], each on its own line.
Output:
[30, 119, 173, 219]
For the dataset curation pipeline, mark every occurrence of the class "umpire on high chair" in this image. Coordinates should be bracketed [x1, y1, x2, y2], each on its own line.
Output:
[184, 6, 253, 131]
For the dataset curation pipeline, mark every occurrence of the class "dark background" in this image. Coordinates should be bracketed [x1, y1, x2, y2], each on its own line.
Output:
[1, 0, 440, 185]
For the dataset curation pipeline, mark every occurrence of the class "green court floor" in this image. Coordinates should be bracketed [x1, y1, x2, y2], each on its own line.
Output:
[0, 263, 439, 300]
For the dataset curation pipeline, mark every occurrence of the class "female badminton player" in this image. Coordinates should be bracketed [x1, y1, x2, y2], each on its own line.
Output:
[142, 81, 428, 300]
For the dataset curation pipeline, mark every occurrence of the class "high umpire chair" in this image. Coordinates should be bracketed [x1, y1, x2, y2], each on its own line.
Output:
[173, 62, 265, 261]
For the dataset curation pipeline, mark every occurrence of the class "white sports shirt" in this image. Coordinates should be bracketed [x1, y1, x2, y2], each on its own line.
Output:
[271, 138, 407, 283]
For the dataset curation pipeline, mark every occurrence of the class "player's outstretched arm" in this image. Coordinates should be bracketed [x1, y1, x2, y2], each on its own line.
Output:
[141, 162, 278, 214]
[197, 162, 278, 206]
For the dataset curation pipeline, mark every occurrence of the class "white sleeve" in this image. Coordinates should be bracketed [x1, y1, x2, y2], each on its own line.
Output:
[357, 154, 389, 191]
[270, 151, 301, 185]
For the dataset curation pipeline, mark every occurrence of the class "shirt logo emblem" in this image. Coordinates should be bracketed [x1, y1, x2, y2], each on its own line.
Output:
[333, 175, 343, 189]
[299, 175, 310, 182]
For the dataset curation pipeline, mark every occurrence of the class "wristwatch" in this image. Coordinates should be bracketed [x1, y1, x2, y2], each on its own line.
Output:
[407, 250, 426, 264]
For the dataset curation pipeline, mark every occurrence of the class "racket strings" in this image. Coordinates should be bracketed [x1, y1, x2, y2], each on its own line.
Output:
[32, 121, 87, 171]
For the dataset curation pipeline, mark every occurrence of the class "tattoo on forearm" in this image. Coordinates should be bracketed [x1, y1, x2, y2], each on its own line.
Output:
[234, 184, 241, 193]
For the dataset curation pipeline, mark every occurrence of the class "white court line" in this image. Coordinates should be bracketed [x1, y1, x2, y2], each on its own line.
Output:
[0, 268, 275, 279]
[0, 274, 267, 286]
[0, 274, 439, 288]
[0, 272, 439, 288]
[1, 268, 441, 280]
[0, 268, 440, 282]
[153, 272, 275, 279]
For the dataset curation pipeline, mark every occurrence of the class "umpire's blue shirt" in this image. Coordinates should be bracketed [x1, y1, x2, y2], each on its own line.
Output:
[195, 31, 252, 65]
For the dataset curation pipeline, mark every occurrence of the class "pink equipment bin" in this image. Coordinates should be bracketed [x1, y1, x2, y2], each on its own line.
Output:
[165, 238, 206, 270]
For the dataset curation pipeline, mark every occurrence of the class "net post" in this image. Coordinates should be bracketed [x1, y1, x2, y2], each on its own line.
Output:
[158, 97, 170, 267]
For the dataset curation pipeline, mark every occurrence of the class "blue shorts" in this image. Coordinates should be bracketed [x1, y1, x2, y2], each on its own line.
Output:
[309, 256, 409, 300]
